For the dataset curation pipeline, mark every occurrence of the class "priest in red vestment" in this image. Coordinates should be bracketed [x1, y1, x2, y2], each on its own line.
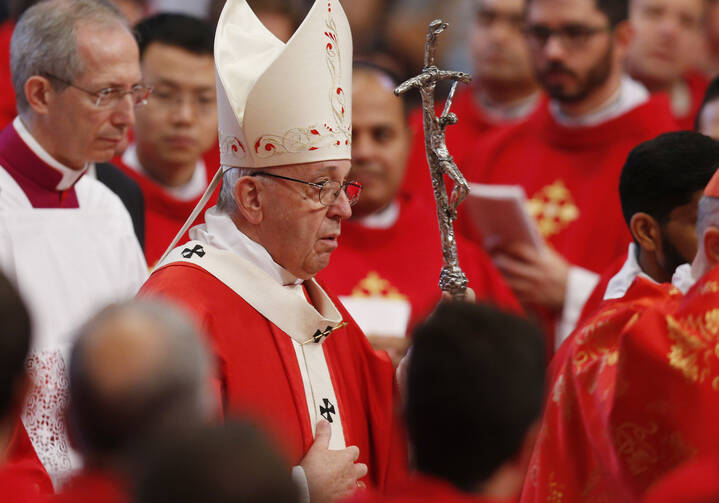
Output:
[318, 63, 520, 366]
[350, 302, 545, 503]
[54, 299, 215, 503]
[401, 0, 542, 200]
[575, 131, 719, 334]
[112, 13, 220, 267]
[521, 168, 719, 502]
[461, 0, 678, 350]
[139, 1, 407, 501]
[625, 0, 708, 130]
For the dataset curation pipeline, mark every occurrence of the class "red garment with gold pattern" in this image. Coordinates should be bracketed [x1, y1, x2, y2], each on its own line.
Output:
[523, 264, 719, 502]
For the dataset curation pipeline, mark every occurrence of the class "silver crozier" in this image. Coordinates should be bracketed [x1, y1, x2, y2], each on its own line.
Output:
[394, 19, 472, 300]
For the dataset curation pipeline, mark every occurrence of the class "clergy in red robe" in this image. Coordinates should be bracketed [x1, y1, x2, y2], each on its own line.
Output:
[112, 14, 219, 267]
[572, 131, 718, 342]
[461, 0, 678, 350]
[139, 1, 407, 502]
[625, 0, 707, 130]
[401, 0, 542, 200]
[523, 168, 719, 502]
[348, 303, 544, 503]
[318, 64, 519, 366]
[55, 299, 215, 503]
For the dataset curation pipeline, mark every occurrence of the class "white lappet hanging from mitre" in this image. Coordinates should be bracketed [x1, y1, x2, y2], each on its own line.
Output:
[215, 0, 352, 169]
[157, 0, 352, 264]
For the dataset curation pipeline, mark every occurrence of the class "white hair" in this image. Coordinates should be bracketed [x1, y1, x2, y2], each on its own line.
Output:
[216, 166, 255, 215]
[10, 0, 129, 113]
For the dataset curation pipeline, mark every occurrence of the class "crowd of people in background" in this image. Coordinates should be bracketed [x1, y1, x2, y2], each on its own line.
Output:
[3, 0, 719, 501]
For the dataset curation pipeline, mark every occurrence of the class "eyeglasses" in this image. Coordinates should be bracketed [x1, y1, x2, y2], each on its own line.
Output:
[251, 172, 362, 207]
[523, 24, 611, 50]
[45, 74, 153, 108]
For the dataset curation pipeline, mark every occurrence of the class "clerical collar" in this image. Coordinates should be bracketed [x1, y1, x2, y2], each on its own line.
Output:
[13, 117, 88, 190]
[549, 76, 649, 127]
[604, 243, 654, 301]
[189, 206, 302, 286]
[122, 143, 207, 201]
[479, 90, 542, 123]
[353, 199, 400, 229]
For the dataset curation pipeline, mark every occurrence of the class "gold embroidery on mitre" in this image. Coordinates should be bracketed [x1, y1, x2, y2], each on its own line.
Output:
[665, 312, 719, 386]
[614, 422, 659, 476]
[527, 180, 580, 238]
[254, 8, 351, 158]
[351, 272, 408, 301]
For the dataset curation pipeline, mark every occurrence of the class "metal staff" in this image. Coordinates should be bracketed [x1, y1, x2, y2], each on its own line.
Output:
[394, 19, 472, 300]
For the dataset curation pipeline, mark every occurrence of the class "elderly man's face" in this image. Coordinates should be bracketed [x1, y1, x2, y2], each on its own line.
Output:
[626, 0, 704, 87]
[525, 0, 615, 103]
[256, 160, 353, 279]
[46, 23, 140, 170]
[134, 42, 217, 185]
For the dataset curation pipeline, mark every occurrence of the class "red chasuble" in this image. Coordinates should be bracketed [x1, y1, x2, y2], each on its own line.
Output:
[401, 87, 544, 201]
[577, 250, 629, 326]
[317, 193, 521, 332]
[522, 265, 719, 502]
[642, 452, 719, 503]
[2, 421, 53, 502]
[112, 146, 219, 267]
[50, 470, 128, 503]
[0, 21, 15, 130]
[138, 263, 407, 490]
[461, 96, 677, 275]
[347, 474, 513, 503]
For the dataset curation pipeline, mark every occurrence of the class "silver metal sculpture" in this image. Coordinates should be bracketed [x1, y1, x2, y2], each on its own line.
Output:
[394, 19, 472, 300]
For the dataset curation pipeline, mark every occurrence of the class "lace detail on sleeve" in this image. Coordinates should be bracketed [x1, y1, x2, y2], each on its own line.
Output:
[22, 349, 74, 487]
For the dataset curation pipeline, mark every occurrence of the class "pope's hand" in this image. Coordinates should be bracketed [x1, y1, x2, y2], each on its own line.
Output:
[300, 420, 368, 503]
[492, 242, 568, 311]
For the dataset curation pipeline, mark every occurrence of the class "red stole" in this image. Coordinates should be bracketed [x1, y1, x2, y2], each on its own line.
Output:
[0, 123, 80, 208]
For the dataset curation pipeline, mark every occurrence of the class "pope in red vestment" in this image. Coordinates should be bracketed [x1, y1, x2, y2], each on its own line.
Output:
[318, 192, 520, 334]
[523, 261, 719, 502]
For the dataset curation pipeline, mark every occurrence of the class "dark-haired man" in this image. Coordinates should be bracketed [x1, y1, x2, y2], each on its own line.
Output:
[352, 301, 545, 502]
[463, 0, 677, 350]
[578, 130, 719, 321]
[113, 13, 219, 266]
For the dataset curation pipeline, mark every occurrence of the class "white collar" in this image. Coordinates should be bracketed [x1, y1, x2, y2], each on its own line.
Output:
[671, 263, 695, 294]
[13, 116, 88, 191]
[480, 90, 542, 123]
[353, 199, 400, 229]
[604, 242, 655, 300]
[122, 143, 207, 201]
[189, 206, 302, 286]
[550, 76, 649, 127]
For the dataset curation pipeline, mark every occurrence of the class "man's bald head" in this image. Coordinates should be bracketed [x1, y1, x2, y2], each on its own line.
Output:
[68, 300, 213, 465]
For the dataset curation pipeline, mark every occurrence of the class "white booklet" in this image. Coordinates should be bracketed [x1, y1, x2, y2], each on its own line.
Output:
[463, 183, 544, 252]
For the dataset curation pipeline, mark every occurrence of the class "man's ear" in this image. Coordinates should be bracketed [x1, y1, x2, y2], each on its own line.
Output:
[613, 19, 634, 52]
[233, 176, 263, 224]
[704, 226, 719, 269]
[24, 76, 53, 115]
[629, 212, 661, 253]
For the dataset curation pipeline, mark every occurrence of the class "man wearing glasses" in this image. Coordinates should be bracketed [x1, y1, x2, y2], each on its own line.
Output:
[114, 13, 220, 267]
[139, 0, 407, 501]
[463, 0, 678, 351]
[0, 0, 148, 486]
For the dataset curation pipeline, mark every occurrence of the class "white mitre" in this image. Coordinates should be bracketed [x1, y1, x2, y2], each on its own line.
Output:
[215, 0, 352, 169]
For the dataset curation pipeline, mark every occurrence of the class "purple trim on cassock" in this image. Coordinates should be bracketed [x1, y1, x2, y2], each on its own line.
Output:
[0, 123, 80, 208]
